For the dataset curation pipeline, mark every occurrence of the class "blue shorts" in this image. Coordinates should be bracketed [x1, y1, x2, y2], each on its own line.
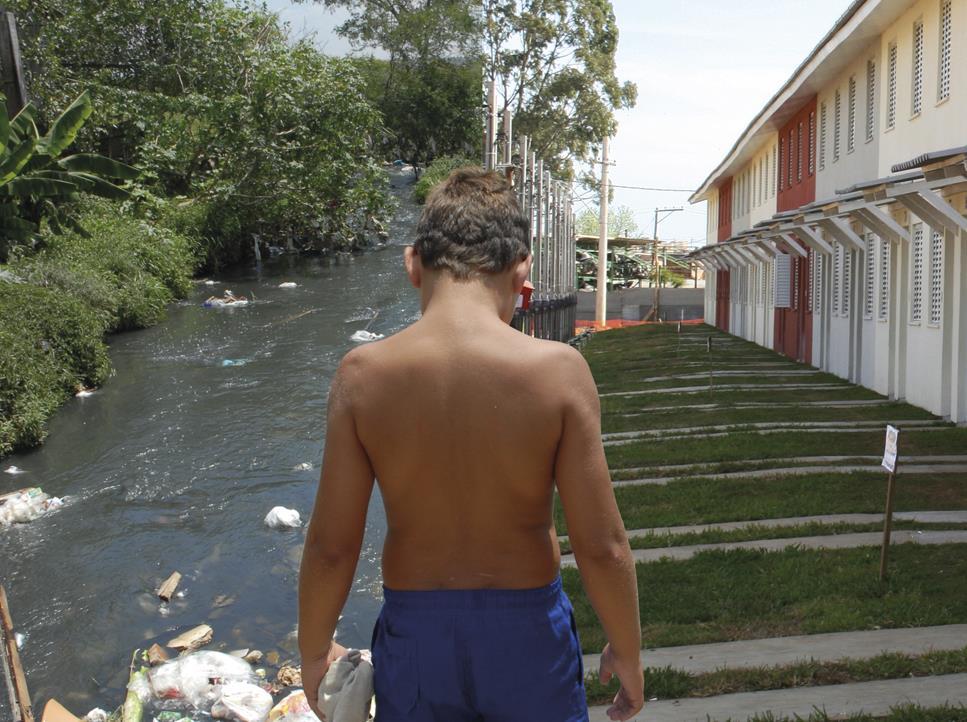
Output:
[371, 575, 589, 721]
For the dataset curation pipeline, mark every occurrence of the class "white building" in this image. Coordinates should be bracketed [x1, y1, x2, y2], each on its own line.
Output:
[689, 0, 967, 424]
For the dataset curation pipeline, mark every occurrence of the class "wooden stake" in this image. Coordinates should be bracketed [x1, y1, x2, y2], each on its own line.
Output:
[0, 586, 34, 722]
[879, 461, 900, 581]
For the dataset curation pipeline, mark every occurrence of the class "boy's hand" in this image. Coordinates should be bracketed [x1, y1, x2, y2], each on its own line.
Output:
[598, 643, 644, 721]
[303, 640, 350, 721]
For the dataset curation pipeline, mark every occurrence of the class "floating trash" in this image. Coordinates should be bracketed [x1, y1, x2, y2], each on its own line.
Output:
[264, 507, 301, 529]
[293, 462, 313, 471]
[221, 359, 251, 368]
[204, 290, 250, 308]
[75, 387, 96, 398]
[350, 330, 384, 343]
[4, 465, 25, 475]
[0, 487, 63, 525]
[278, 282, 298, 289]
[204, 280, 217, 286]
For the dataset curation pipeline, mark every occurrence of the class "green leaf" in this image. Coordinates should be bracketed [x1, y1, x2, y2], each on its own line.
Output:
[69, 172, 131, 199]
[0, 216, 39, 241]
[38, 91, 92, 157]
[59, 153, 140, 180]
[0, 136, 37, 186]
[9, 103, 38, 142]
[4, 176, 77, 197]
[0, 94, 8, 150]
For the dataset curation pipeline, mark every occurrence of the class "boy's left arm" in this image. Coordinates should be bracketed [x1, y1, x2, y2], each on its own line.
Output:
[299, 352, 375, 719]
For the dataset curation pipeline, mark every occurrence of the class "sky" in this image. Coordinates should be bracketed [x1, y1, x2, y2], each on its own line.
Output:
[264, 0, 855, 246]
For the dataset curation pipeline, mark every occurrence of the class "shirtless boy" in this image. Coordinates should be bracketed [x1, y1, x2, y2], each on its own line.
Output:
[298, 168, 644, 722]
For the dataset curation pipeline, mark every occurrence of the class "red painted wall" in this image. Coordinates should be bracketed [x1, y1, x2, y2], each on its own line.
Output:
[777, 98, 817, 213]
[715, 270, 730, 331]
[773, 252, 813, 364]
[716, 177, 733, 242]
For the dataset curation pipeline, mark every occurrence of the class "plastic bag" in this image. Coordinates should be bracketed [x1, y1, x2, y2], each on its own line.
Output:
[350, 330, 383, 344]
[264, 507, 301, 529]
[267, 691, 314, 722]
[211, 682, 273, 722]
[0, 488, 53, 525]
[144, 651, 257, 712]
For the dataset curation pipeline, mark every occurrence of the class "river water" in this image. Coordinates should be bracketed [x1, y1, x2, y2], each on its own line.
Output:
[0, 173, 422, 717]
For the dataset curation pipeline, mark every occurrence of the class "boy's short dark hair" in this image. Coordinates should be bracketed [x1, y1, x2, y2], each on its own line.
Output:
[414, 167, 530, 279]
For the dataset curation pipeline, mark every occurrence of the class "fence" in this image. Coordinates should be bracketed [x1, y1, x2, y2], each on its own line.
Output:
[483, 80, 577, 343]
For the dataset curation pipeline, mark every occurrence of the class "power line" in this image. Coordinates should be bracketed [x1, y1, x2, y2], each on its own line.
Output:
[609, 183, 696, 192]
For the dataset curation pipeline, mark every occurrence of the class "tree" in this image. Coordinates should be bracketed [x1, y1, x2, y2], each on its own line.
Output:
[308, 0, 483, 171]
[483, 0, 637, 179]
[10, 0, 393, 262]
[575, 205, 639, 238]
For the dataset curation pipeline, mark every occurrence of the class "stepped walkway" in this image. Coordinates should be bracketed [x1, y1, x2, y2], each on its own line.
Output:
[576, 324, 967, 720]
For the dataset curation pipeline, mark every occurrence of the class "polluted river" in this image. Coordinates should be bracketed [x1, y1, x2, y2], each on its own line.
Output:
[0, 173, 423, 718]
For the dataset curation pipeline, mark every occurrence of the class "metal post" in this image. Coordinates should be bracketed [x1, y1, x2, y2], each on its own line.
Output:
[485, 80, 498, 171]
[595, 137, 611, 327]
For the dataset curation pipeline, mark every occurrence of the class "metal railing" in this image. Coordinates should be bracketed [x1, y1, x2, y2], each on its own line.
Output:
[484, 79, 577, 342]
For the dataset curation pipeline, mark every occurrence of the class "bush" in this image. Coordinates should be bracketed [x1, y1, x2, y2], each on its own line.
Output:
[12, 200, 198, 332]
[413, 155, 479, 203]
[0, 282, 110, 456]
[0, 199, 200, 456]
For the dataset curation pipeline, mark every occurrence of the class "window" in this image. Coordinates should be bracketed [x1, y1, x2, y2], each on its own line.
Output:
[911, 222, 924, 322]
[797, 122, 804, 182]
[812, 251, 823, 316]
[864, 233, 876, 319]
[866, 59, 876, 141]
[887, 42, 898, 129]
[912, 20, 924, 115]
[771, 144, 777, 196]
[833, 89, 842, 161]
[819, 102, 827, 170]
[929, 228, 944, 324]
[848, 76, 857, 153]
[788, 129, 794, 186]
[878, 237, 890, 321]
[842, 244, 852, 316]
[833, 242, 841, 315]
[808, 111, 816, 175]
[777, 138, 783, 193]
[939, 0, 952, 100]
[793, 257, 800, 311]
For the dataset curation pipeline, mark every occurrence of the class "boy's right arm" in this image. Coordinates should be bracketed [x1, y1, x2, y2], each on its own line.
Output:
[553, 346, 643, 721]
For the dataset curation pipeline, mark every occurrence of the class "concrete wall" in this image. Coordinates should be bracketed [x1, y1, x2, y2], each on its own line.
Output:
[577, 288, 706, 322]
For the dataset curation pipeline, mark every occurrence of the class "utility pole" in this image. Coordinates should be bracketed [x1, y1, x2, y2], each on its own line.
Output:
[595, 136, 611, 328]
[0, 10, 27, 118]
[651, 207, 682, 322]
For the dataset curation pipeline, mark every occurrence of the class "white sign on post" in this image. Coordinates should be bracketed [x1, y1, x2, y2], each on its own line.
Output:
[882, 425, 900, 472]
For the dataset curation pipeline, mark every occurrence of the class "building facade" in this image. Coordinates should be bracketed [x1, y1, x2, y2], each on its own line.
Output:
[690, 0, 967, 423]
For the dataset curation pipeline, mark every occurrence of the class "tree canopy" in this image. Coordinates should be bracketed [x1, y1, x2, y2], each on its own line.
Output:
[576, 205, 640, 238]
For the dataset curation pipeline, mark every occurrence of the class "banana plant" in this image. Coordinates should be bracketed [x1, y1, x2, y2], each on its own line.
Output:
[0, 91, 140, 260]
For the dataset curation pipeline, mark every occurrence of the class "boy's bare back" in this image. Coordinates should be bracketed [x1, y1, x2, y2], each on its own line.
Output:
[345, 312, 589, 590]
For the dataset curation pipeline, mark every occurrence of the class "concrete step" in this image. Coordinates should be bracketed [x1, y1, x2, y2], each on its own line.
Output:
[613, 463, 967, 487]
[602, 419, 945, 444]
[587, 672, 967, 722]
[600, 383, 850, 398]
[560, 530, 967, 566]
[557, 511, 967, 544]
[580, 624, 967, 676]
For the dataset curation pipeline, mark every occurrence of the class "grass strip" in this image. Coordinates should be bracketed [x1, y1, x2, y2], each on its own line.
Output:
[557, 521, 967, 555]
[741, 705, 967, 722]
[600, 402, 936, 434]
[600, 386, 885, 414]
[583, 647, 967, 705]
[604, 428, 967, 469]
[555, 472, 967, 533]
[563, 543, 967, 651]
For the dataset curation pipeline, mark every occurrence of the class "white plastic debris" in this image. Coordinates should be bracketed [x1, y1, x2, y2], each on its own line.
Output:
[293, 462, 313, 471]
[75, 388, 96, 398]
[82, 708, 109, 722]
[14, 632, 25, 649]
[350, 330, 383, 343]
[264, 507, 301, 529]
[278, 282, 298, 288]
[204, 280, 217, 286]
[0, 488, 60, 525]
[140, 651, 257, 711]
[211, 682, 274, 722]
[4, 465, 25, 475]
[267, 691, 315, 722]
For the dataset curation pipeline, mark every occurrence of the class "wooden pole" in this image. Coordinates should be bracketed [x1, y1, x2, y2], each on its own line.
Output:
[0, 586, 33, 722]
[879, 461, 899, 581]
[0, 11, 27, 118]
